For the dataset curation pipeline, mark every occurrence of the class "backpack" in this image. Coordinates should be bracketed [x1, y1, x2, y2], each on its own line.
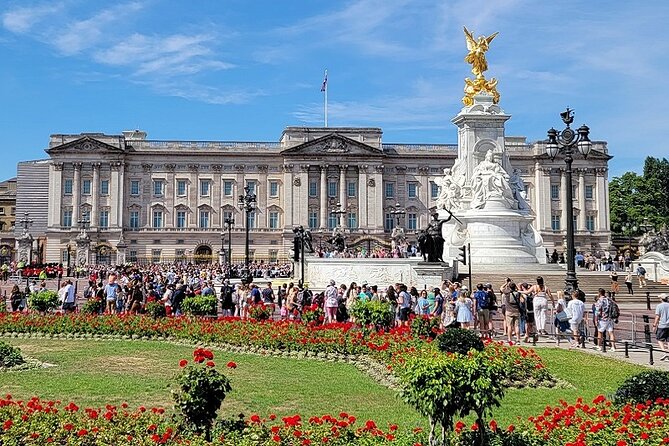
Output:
[607, 299, 620, 320]
[638, 266, 646, 275]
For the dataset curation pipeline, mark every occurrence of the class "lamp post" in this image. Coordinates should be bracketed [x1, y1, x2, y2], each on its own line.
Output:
[237, 186, 256, 282]
[545, 108, 592, 292]
[223, 217, 234, 278]
[621, 222, 638, 261]
[293, 225, 309, 283]
[330, 201, 346, 228]
[390, 202, 406, 228]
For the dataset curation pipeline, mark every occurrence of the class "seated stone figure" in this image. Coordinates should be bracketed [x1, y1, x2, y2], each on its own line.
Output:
[470, 150, 516, 210]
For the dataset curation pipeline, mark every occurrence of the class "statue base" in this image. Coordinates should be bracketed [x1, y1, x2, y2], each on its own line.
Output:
[439, 205, 546, 265]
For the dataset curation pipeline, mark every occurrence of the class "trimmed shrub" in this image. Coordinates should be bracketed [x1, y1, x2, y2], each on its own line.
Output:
[145, 301, 167, 318]
[81, 297, 104, 315]
[350, 300, 393, 330]
[411, 315, 441, 339]
[0, 341, 24, 368]
[436, 328, 484, 356]
[248, 304, 273, 320]
[613, 370, 669, 404]
[182, 295, 218, 317]
[28, 291, 60, 313]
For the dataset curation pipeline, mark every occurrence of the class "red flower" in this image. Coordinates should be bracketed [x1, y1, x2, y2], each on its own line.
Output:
[272, 434, 281, 442]
[489, 419, 498, 431]
[179, 359, 188, 368]
[455, 421, 465, 433]
[3, 419, 13, 430]
[206, 361, 215, 367]
[250, 414, 261, 423]
[227, 361, 237, 369]
[77, 429, 88, 437]
[63, 423, 74, 431]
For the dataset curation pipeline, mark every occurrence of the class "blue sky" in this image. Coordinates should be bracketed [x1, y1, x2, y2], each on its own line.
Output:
[1, 0, 667, 181]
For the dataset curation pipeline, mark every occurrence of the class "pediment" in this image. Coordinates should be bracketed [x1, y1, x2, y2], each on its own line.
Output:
[281, 134, 383, 157]
[45, 136, 125, 155]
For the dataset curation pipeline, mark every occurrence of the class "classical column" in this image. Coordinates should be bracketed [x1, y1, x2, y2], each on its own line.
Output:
[189, 164, 200, 228]
[358, 165, 368, 229]
[234, 165, 245, 229]
[110, 162, 123, 229]
[319, 165, 327, 229]
[419, 166, 430, 230]
[72, 163, 82, 221]
[282, 164, 294, 229]
[560, 168, 568, 231]
[596, 168, 607, 232]
[373, 165, 385, 230]
[91, 163, 100, 229]
[339, 165, 347, 226]
[212, 164, 223, 227]
[258, 165, 269, 228]
[50, 162, 64, 227]
[533, 163, 544, 230]
[578, 169, 586, 231]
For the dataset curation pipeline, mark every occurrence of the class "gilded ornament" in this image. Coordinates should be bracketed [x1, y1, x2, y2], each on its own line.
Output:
[462, 27, 501, 105]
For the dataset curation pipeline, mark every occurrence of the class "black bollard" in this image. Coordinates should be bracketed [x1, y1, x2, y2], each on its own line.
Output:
[624, 341, 629, 358]
[647, 292, 651, 311]
[643, 315, 652, 344]
[649, 344, 654, 365]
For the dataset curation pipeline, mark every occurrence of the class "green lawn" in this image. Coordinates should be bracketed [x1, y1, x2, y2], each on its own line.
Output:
[0, 338, 650, 428]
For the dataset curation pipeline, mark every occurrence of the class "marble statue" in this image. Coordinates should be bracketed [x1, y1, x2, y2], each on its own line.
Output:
[470, 150, 516, 209]
[641, 225, 669, 254]
[509, 168, 531, 212]
[435, 167, 462, 211]
[391, 226, 407, 253]
[328, 226, 346, 253]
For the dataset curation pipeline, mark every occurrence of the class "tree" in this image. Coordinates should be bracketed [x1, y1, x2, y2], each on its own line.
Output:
[609, 168, 666, 234]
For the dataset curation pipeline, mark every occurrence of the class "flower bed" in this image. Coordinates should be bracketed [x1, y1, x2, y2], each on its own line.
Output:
[0, 395, 427, 445]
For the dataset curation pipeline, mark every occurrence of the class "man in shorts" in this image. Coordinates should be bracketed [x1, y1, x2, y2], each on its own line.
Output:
[594, 288, 617, 352]
[397, 284, 411, 327]
[653, 293, 669, 360]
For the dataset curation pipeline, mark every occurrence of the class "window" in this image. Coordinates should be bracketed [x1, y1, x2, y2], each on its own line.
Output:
[151, 249, 161, 263]
[128, 250, 138, 263]
[152, 210, 163, 228]
[585, 185, 594, 200]
[100, 180, 109, 195]
[0, 208, 4, 216]
[269, 211, 279, 229]
[408, 213, 417, 230]
[586, 215, 595, 231]
[61, 249, 69, 263]
[269, 181, 279, 198]
[551, 215, 561, 231]
[129, 211, 139, 228]
[130, 180, 140, 196]
[99, 210, 109, 228]
[347, 181, 356, 198]
[64, 179, 73, 195]
[384, 213, 395, 231]
[62, 210, 72, 227]
[176, 211, 187, 228]
[430, 182, 438, 199]
[550, 184, 559, 200]
[308, 211, 318, 229]
[175, 249, 186, 259]
[347, 212, 357, 228]
[328, 181, 337, 198]
[223, 181, 233, 196]
[153, 180, 164, 196]
[223, 210, 233, 224]
[309, 181, 317, 198]
[385, 182, 395, 199]
[199, 210, 210, 228]
[573, 214, 578, 230]
[200, 180, 210, 197]
[328, 215, 337, 229]
[269, 249, 278, 262]
[177, 180, 187, 196]
[246, 181, 256, 196]
[82, 179, 91, 195]
[407, 182, 417, 198]
[247, 211, 256, 229]
[10, 207, 15, 216]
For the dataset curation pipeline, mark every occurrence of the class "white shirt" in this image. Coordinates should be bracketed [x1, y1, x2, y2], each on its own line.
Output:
[567, 299, 585, 324]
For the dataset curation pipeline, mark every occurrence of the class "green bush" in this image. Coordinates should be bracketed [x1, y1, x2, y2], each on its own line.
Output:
[436, 328, 484, 356]
[81, 297, 104, 315]
[350, 300, 393, 330]
[145, 301, 166, 318]
[411, 315, 441, 339]
[613, 370, 669, 404]
[28, 291, 60, 313]
[0, 341, 25, 368]
[248, 304, 273, 320]
[182, 295, 218, 316]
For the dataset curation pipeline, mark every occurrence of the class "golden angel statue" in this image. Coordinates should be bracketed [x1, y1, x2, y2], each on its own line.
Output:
[463, 27, 498, 79]
[462, 27, 501, 106]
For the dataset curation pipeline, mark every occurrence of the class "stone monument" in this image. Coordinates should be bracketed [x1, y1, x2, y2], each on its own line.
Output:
[436, 28, 546, 265]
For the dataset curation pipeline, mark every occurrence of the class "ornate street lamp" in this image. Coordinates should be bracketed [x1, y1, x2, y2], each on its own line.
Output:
[390, 202, 406, 227]
[293, 225, 312, 284]
[621, 222, 638, 260]
[545, 108, 592, 291]
[330, 201, 346, 227]
[237, 186, 256, 282]
[223, 217, 234, 278]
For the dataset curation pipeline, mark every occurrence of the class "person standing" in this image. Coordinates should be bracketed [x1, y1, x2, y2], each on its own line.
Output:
[594, 288, 617, 352]
[653, 293, 669, 361]
[636, 263, 647, 288]
[502, 281, 522, 343]
[62, 279, 76, 313]
[610, 270, 619, 297]
[567, 289, 585, 348]
[397, 284, 411, 327]
[104, 275, 119, 314]
[324, 279, 339, 324]
[624, 269, 634, 294]
[527, 276, 553, 336]
[473, 283, 490, 337]
[455, 293, 474, 329]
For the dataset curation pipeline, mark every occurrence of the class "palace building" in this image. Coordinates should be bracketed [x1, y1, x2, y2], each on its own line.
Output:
[15, 125, 611, 265]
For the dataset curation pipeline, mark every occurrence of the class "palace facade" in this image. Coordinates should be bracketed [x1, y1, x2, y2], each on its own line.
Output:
[17, 126, 611, 265]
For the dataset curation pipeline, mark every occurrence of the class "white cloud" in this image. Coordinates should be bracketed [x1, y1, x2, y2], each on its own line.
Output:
[2, 3, 63, 34]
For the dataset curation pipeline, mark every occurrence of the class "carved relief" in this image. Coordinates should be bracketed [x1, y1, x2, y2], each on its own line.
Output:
[368, 179, 376, 187]
[282, 164, 294, 173]
[300, 164, 310, 172]
[234, 164, 246, 172]
[164, 163, 177, 172]
[258, 164, 269, 173]
[211, 164, 223, 172]
[141, 163, 153, 173]
[53, 162, 64, 171]
[110, 162, 124, 171]
[293, 178, 301, 187]
[188, 164, 200, 172]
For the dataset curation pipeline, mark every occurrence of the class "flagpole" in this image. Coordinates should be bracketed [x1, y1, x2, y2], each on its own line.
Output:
[324, 69, 328, 127]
